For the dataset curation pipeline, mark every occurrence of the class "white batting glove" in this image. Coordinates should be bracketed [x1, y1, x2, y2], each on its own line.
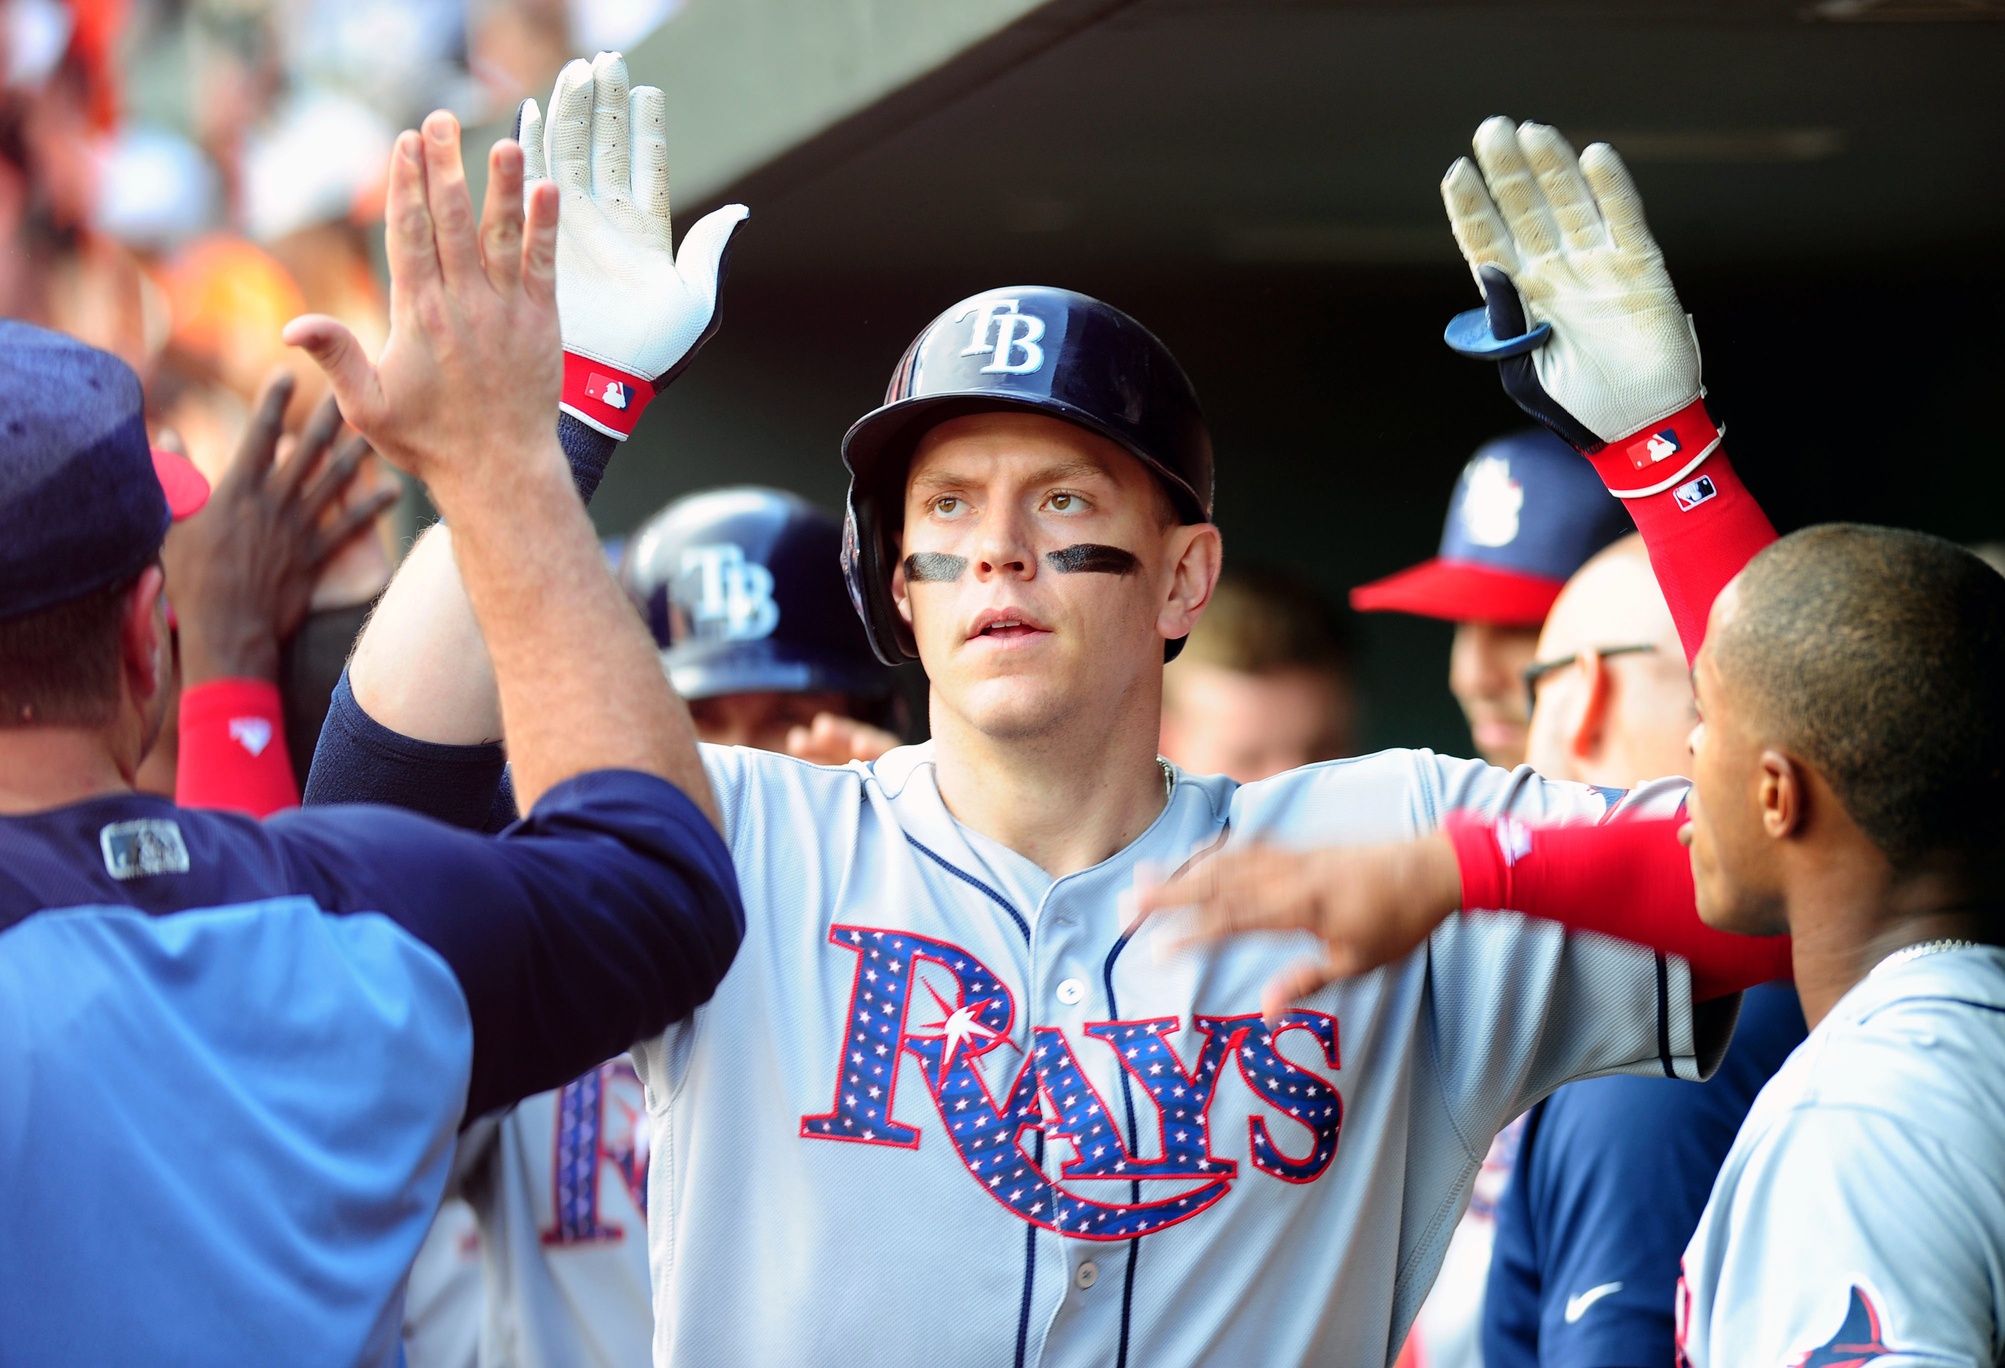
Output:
[518, 51, 748, 441]
[1442, 118, 1718, 483]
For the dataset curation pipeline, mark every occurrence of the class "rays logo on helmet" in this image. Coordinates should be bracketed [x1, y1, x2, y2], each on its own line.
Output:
[680, 543, 779, 643]
[1460, 456, 1525, 548]
[957, 298, 1047, 375]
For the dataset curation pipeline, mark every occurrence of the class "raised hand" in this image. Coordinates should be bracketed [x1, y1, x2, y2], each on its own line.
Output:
[282, 114, 562, 500]
[518, 51, 749, 441]
[163, 375, 397, 685]
[1134, 835, 1464, 1024]
[1442, 118, 1701, 455]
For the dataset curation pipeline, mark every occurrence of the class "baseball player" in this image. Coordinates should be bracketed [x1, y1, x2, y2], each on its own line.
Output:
[303, 76, 1786, 1366]
[0, 112, 740, 1366]
[1156, 528, 2005, 1367]
[387, 487, 899, 1368]
[1483, 535, 1805, 1366]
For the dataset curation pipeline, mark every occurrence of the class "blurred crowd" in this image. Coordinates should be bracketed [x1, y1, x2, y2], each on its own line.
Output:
[0, 0, 693, 786]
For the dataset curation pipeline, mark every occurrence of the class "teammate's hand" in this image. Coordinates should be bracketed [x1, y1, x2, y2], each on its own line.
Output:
[284, 114, 561, 496]
[518, 51, 748, 438]
[1135, 834, 1464, 1024]
[1443, 117, 1699, 451]
[785, 714, 900, 766]
[164, 376, 396, 685]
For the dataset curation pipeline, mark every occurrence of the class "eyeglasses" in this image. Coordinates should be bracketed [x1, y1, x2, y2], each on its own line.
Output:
[1522, 644, 1658, 716]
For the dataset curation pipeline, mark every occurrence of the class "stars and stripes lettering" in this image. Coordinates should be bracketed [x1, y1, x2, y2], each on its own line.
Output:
[1196, 1012, 1343, 1183]
[800, 925, 1342, 1234]
[541, 1060, 650, 1245]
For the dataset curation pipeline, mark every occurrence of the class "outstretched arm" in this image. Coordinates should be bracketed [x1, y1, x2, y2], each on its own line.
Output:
[1441, 118, 1776, 665]
[283, 107, 709, 820]
[1136, 816, 1787, 1025]
[313, 52, 745, 789]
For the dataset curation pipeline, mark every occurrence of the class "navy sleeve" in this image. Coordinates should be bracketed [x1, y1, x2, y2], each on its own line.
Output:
[304, 671, 515, 833]
[1482, 1103, 1547, 1368]
[267, 770, 742, 1120]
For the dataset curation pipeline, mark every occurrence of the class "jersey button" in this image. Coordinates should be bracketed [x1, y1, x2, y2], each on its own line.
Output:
[1074, 1261, 1099, 1290]
[1056, 977, 1087, 1006]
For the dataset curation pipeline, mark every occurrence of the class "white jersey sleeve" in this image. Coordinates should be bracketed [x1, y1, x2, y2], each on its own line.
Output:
[1678, 947, 2005, 1367]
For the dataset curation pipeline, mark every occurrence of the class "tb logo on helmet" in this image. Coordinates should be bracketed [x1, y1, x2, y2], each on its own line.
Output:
[957, 298, 1047, 375]
[679, 543, 780, 643]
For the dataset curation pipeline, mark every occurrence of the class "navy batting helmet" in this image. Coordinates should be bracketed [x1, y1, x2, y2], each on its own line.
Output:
[621, 487, 894, 701]
[839, 286, 1215, 665]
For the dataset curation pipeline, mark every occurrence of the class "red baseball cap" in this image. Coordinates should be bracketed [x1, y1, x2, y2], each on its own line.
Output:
[1350, 430, 1630, 627]
[152, 446, 211, 520]
[1349, 558, 1566, 627]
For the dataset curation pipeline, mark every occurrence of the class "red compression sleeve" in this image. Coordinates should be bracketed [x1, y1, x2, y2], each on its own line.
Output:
[1443, 810, 1792, 1000]
[1586, 400, 1778, 667]
[176, 677, 300, 818]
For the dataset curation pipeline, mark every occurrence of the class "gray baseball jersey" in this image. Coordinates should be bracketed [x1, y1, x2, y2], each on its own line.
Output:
[449, 1063, 655, 1367]
[629, 742, 1722, 1367]
[403, 1197, 482, 1368]
[1677, 945, 2005, 1367]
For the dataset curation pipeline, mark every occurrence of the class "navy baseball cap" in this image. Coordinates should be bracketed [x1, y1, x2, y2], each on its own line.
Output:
[0, 321, 209, 621]
[1350, 429, 1631, 626]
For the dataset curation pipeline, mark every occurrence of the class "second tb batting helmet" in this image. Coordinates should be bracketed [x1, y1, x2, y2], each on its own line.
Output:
[621, 486, 893, 701]
[839, 286, 1215, 665]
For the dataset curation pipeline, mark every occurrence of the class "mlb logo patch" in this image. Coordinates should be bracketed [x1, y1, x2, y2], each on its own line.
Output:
[1632, 427, 1681, 470]
[228, 715, 273, 757]
[100, 818, 190, 880]
[1674, 475, 1718, 511]
[585, 373, 630, 411]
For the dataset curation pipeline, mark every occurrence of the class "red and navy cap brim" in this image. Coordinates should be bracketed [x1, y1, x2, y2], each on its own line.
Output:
[1348, 557, 1564, 627]
[151, 447, 210, 520]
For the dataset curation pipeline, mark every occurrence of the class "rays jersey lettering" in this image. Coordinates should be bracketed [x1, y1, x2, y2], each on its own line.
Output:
[542, 1059, 649, 1246]
[632, 746, 1712, 1367]
[800, 924, 1339, 1236]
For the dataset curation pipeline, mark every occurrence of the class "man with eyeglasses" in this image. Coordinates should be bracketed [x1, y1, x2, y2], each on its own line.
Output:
[1479, 532, 1805, 1367]
[1519, 534, 1690, 790]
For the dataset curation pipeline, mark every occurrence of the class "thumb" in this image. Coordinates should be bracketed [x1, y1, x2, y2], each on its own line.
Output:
[282, 315, 384, 431]
[673, 204, 749, 309]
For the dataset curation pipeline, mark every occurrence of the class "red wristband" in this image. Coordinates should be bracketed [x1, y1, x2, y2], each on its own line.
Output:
[176, 677, 299, 818]
[1592, 398, 1722, 498]
[561, 352, 656, 440]
[1583, 399, 1778, 666]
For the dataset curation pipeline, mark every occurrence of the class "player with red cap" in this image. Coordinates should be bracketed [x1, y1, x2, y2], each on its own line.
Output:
[1351, 428, 1630, 769]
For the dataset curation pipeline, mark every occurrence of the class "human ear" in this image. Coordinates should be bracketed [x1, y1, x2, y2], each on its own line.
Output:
[1158, 524, 1222, 644]
[121, 565, 170, 704]
[1756, 749, 1803, 840]
[890, 553, 913, 628]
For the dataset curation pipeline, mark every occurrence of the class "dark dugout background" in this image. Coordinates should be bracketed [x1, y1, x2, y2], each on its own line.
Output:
[589, 1, 2005, 757]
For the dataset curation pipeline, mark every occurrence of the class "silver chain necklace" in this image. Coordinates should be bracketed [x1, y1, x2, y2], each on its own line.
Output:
[1872, 937, 1980, 977]
[1157, 757, 1175, 802]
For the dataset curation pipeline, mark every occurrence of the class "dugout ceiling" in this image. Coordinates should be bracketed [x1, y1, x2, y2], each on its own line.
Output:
[636, 0, 2005, 274]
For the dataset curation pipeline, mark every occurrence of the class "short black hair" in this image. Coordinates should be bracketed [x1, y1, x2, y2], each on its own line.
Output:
[0, 571, 141, 728]
[1713, 524, 2005, 871]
